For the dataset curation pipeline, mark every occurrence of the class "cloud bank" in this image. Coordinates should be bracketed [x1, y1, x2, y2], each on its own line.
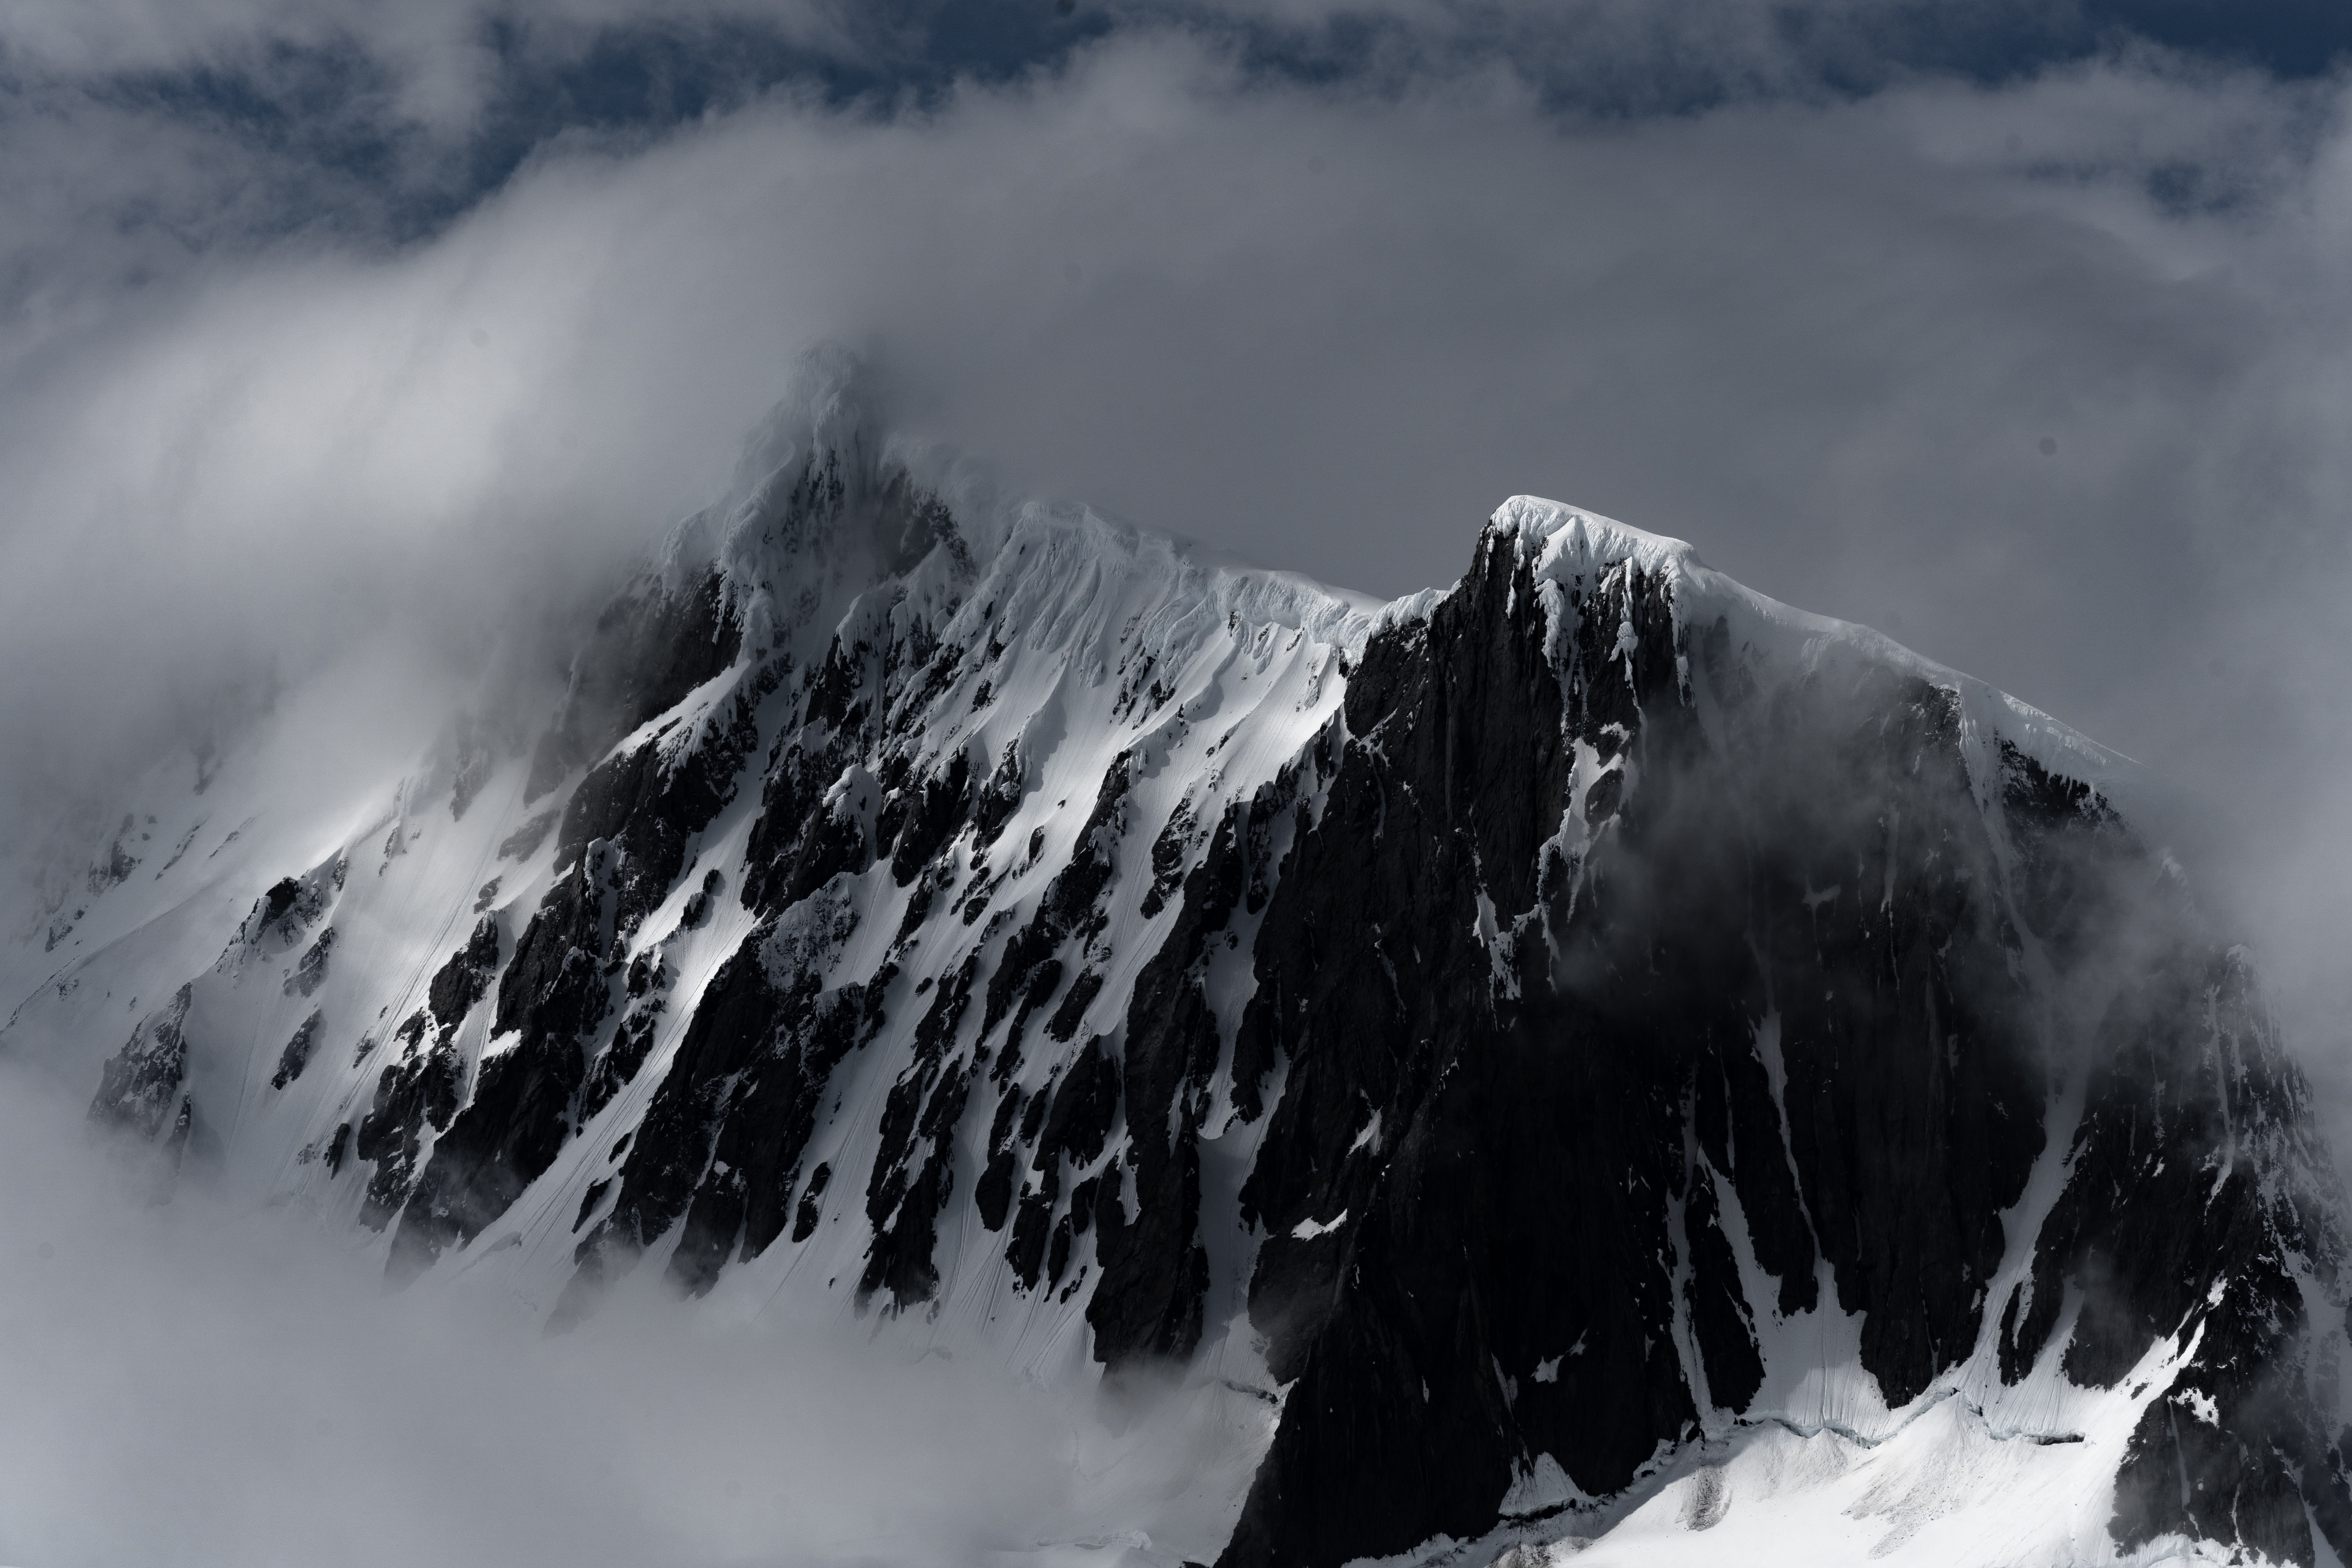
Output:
[6, 32, 2349, 948]
[0, 1060, 1259, 1567]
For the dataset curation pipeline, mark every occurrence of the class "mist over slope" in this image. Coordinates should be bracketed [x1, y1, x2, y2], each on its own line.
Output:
[0, 1058, 1258, 1568]
[5, 351, 2345, 1567]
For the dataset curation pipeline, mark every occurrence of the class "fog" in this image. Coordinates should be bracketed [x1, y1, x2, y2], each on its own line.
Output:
[0, 1058, 1254, 1568]
[3, 5, 2352, 1561]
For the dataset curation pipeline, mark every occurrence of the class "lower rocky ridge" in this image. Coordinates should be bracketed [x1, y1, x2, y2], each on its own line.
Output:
[56, 436, 2352, 1566]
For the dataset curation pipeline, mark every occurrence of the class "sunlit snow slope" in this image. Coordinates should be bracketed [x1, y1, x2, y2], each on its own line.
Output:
[7, 354, 2348, 1568]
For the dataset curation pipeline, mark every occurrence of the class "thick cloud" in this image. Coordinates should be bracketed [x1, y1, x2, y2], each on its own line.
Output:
[0, 1063, 1255, 1568]
[4, 36, 2347, 939]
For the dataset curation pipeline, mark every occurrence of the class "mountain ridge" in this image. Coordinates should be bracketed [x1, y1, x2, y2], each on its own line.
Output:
[5, 359, 2344, 1568]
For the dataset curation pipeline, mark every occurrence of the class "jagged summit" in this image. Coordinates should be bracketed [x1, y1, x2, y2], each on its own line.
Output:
[1490, 492, 1703, 574]
[9, 378, 2347, 1568]
[661, 349, 1385, 683]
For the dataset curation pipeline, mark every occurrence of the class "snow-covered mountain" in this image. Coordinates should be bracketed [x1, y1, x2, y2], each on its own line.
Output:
[7, 353, 2348, 1568]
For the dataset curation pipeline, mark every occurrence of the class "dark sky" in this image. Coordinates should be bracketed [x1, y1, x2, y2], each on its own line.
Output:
[1, 0, 2349, 1056]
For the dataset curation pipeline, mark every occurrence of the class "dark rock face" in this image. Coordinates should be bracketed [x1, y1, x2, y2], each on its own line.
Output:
[428, 915, 503, 1029]
[553, 473, 1013, 1321]
[1090, 796, 1257, 1364]
[389, 850, 614, 1275]
[389, 579, 782, 1276]
[557, 926, 892, 1320]
[270, 1009, 324, 1090]
[356, 1011, 464, 1230]
[497, 810, 559, 862]
[394, 447, 964, 1293]
[242, 859, 341, 946]
[523, 569, 745, 805]
[1200, 526, 2350, 1567]
[87, 816, 143, 897]
[2008, 944, 2352, 1565]
[284, 927, 335, 998]
[356, 920, 505, 1232]
[90, 984, 196, 1142]
[554, 665, 771, 940]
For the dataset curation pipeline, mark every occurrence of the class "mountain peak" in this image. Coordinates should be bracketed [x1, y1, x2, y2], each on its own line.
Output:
[1490, 493, 1706, 580]
[726, 341, 889, 502]
[13, 401, 2344, 1568]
